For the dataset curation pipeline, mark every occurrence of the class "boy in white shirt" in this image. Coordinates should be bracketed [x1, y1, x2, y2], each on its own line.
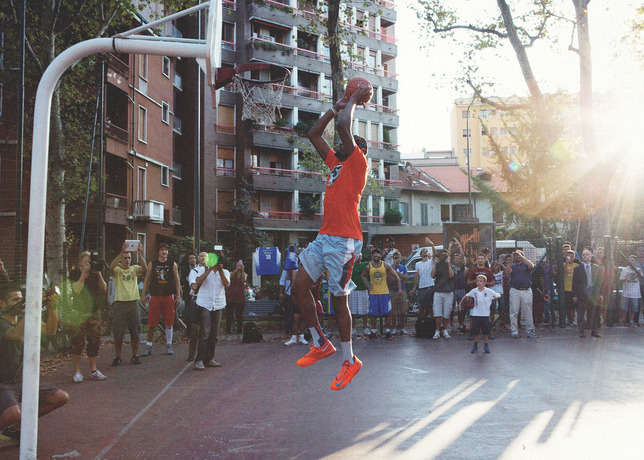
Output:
[620, 255, 644, 326]
[460, 275, 501, 353]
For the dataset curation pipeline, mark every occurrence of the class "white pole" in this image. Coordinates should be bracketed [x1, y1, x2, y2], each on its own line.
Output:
[21, 37, 206, 459]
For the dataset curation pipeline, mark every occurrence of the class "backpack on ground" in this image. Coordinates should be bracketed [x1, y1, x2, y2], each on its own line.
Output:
[242, 322, 264, 343]
[415, 317, 436, 339]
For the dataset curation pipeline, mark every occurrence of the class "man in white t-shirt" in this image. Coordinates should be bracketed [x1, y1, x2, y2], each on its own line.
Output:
[190, 252, 230, 370]
[620, 255, 643, 326]
[410, 247, 436, 318]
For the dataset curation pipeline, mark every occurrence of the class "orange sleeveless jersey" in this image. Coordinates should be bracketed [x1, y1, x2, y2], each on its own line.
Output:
[319, 145, 369, 241]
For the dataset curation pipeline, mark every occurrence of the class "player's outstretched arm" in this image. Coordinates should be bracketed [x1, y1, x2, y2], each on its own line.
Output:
[335, 87, 371, 161]
[307, 97, 349, 161]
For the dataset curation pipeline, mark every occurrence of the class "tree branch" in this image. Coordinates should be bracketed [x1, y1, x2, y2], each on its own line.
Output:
[432, 23, 508, 38]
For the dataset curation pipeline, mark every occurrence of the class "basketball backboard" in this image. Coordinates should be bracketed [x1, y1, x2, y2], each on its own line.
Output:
[205, 0, 222, 106]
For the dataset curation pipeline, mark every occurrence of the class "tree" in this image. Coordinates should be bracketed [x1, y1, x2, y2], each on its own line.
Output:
[227, 177, 271, 263]
[416, 0, 614, 244]
[0, 0, 185, 284]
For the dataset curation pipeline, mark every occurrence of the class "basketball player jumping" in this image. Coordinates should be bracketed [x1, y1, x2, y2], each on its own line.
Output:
[292, 85, 372, 391]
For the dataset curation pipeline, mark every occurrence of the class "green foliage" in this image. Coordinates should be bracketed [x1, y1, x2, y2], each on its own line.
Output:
[252, 39, 294, 56]
[294, 120, 315, 135]
[384, 208, 403, 224]
[299, 194, 320, 216]
[168, 236, 218, 265]
[227, 178, 271, 262]
[256, 277, 281, 300]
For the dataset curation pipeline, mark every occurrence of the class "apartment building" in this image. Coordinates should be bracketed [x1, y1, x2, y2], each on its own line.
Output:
[103, 30, 198, 259]
[205, 0, 401, 250]
[451, 97, 521, 169]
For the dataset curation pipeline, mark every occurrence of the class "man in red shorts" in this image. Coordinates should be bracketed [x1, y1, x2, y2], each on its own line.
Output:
[141, 243, 181, 356]
[292, 85, 372, 391]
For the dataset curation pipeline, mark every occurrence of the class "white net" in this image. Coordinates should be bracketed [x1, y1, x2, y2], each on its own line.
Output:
[233, 74, 287, 125]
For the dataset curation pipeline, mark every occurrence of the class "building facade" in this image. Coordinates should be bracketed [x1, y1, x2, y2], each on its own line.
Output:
[205, 0, 401, 250]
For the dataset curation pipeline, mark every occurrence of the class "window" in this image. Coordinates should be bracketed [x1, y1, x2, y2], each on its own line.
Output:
[493, 207, 504, 224]
[139, 55, 148, 80]
[355, 10, 365, 28]
[137, 167, 146, 200]
[441, 205, 450, 222]
[358, 121, 367, 139]
[399, 202, 409, 224]
[216, 105, 235, 134]
[509, 126, 517, 135]
[216, 147, 235, 176]
[138, 106, 147, 142]
[368, 50, 377, 69]
[461, 110, 468, 118]
[462, 128, 471, 138]
[217, 190, 235, 219]
[222, 22, 235, 49]
[162, 102, 169, 124]
[480, 109, 488, 117]
[462, 148, 471, 157]
[162, 56, 170, 77]
[500, 127, 508, 136]
[161, 166, 169, 187]
[420, 203, 429, 226]
[490, 127, 498, 136]
[452, 204, 469, 221]
[370, 124, 379, 143]
[481, 126, 487, 136]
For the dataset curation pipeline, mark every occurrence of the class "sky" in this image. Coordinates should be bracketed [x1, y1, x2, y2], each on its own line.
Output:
[395, 0, 642, 157]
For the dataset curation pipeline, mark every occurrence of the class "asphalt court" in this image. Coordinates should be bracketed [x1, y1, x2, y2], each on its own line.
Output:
[3, 327, 644, 459]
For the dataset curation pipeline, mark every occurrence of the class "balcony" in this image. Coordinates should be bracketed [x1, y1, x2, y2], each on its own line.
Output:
[247, 166, 324, 193]
[108, 54, 129, 77]
[107, 123, 128, 144]
[223, 0, 236, 11]
[133, 200, 164, 223]
[105, 193, 128, 225]
[250, 125, 298, 149]
[215, 167, 236, 177]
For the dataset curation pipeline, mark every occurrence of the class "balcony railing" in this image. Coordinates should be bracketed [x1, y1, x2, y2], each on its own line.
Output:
[347, 60, 397, 79]
[367, 140, 400, 151]
[133, 200, 164, 223]
[222, 40, 236, 51]
[107, 123, 128, 144]
[223, 0, 236, 10]
[283, 85, 330, 101]
[247, 166, 323, 179]
[215, 167, 236, 177]
[108, 53, 130, 76]
[374, 178, 403, 187]
[250, 210, 384, 224]
[252, 123, 295, 135]
[105, 193, 127, 209]
[215, 124, 236, 134]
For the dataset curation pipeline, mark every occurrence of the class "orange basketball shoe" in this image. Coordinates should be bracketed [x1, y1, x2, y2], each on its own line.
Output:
[296, 341, 336, 367]
[330, 356, 362, 391]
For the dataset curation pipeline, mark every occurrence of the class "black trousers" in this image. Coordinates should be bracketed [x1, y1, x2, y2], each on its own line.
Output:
[577, 297, 600, 334]
[225, 302, 245, 333]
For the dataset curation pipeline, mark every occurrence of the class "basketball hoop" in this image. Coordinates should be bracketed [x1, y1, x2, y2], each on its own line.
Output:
[232, 65, 291, 125]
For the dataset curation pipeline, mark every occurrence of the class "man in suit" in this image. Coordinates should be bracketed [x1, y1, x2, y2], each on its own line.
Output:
[572, 248, 603, 338]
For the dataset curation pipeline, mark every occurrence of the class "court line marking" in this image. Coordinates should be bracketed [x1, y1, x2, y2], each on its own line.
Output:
[94, 362, 192, 460]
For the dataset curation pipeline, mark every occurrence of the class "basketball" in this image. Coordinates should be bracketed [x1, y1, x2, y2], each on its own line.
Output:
[462, 296, 475, 310]
[344, 77, 373, 104]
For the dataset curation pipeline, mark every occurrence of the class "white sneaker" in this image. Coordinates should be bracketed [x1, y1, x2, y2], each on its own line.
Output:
[88, 370, 107, 381]
[401, 329, 409, 335]
[442, 330, 451, 339]
[432, 330, 440, 340]
[297, 335, 308, 345]
[284, 336, 298, 346]
[194, 360, 205, 370]
[73, 371, 83, 383]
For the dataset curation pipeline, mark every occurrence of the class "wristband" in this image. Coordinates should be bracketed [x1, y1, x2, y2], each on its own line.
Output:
[330, 107, 338, 116]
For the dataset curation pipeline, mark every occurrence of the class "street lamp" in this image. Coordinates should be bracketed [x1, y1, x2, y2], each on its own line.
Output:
[466, 94, 476, 219]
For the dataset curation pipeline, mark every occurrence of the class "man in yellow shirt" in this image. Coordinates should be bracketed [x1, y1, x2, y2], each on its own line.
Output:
[361, 248, 401, 340]
[109, 241, 147, 366]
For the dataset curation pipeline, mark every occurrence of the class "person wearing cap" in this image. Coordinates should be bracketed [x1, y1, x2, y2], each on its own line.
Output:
[504, 250, 538, 339]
